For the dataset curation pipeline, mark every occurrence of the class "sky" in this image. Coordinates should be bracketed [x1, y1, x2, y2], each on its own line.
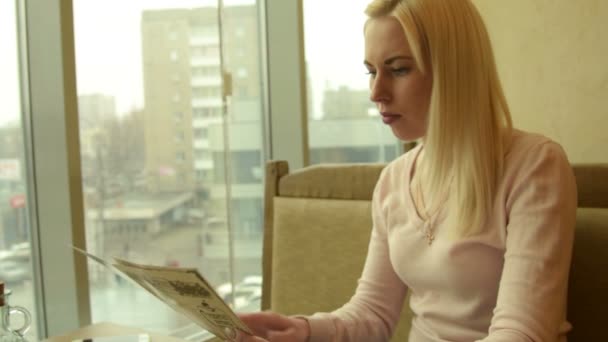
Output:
[1, 0, 371, 125]
[303, 0, 370, 117]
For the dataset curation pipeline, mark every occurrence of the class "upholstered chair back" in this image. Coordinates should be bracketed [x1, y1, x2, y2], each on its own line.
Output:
[262, 161, 608, 341]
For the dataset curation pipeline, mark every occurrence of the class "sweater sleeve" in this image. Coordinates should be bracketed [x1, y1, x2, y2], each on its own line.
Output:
[477, 142, 577, 342]
[305, 168, 409, 342]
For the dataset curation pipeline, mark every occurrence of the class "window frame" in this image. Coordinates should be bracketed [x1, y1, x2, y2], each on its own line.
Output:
[263, 0, 309, 169]
[22, 0, 308, 338]
[21, 0, 91, 337]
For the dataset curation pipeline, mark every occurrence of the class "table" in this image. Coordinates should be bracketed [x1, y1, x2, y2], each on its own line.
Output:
[43, 322, 188, 342]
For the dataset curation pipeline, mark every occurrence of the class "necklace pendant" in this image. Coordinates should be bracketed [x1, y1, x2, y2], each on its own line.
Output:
[423, 221, 435, 245]
[426, 232, 435, 245]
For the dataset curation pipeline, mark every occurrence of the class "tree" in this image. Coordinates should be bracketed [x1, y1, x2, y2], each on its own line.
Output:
[101, 109, 146, 193]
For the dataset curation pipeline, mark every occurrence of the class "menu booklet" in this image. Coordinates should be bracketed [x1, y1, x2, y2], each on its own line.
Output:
[72, 246, 252, 341]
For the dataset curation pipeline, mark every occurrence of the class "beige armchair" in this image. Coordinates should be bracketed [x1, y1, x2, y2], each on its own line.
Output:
[262, 160, 608, 341]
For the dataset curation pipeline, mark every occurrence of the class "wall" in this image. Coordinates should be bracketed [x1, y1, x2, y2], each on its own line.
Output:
[473, 0, 608, 163]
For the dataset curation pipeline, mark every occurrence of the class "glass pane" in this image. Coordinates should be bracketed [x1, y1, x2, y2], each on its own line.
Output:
[0, 1, 39, 340]
[73, 0, 264, 338]
[220, 1, 264, 316]
[303, 0, 400, 163]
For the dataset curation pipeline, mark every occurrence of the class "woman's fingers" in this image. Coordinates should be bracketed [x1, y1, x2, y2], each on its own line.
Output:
[234, 334, 269, 342]
[239, 312, 295, 332]
[236, 312, 306, 341]
[238, 313, 274, 337]
[267, 327, 301, 342]
[234, 329, 297, 342]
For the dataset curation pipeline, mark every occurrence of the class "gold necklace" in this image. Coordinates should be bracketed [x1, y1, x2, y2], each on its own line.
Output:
[413, 173, 436, 245]
[411, 148, 453, 245]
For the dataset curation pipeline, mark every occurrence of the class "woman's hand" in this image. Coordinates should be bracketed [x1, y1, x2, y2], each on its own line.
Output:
[236, 311, 310, 342]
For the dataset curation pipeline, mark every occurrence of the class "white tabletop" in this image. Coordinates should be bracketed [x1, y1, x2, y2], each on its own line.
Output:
[43, 322, 189, 342]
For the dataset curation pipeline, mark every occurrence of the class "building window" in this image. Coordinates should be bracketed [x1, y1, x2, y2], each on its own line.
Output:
[191, 47, 204, 57]
[194, 128, 208, 139]
[193, 87, 221, 98]
[192, 66, 220, 76]
[191, 24, 218, 38]
[205, 46, 220, 55]
[195, 150, 209, 159]
[237, 68, 248, 79]
[193, 107, 220, 118]
[170, 50, 179, 61]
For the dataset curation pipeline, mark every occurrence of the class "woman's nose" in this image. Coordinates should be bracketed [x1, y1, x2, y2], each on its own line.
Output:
[369, 77, 390, 104]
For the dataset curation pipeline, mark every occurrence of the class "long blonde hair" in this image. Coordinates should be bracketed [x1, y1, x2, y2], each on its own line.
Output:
[366, 0, 513, 237]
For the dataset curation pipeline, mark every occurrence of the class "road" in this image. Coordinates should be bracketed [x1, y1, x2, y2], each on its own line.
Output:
[9, 225, 263, 340]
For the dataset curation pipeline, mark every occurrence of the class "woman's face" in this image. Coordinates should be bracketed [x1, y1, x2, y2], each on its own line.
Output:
[364, 16, 432, 141]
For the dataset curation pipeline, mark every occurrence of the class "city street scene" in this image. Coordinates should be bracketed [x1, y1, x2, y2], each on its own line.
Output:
[3, 225, 262, 341]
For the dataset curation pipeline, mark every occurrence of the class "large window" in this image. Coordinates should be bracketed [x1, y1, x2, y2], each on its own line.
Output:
[73, 0, 265, 338]
[303, 0, 400, 164]
[6, 0, 608, 339]
[5, 2, 393, 335]
[0, 1, 38, 340]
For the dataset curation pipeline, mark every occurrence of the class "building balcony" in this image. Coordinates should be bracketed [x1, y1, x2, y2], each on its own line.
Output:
[193, 118, 207, 128]
[193, 139, 210, 149]
[191, 76, 222, 87]
[195, 159, 214, 170]
[193, 117, 220, 128]
[189, 36, 219, 46]
[190, 56, 221, 67]
[192, 98, 222, 108]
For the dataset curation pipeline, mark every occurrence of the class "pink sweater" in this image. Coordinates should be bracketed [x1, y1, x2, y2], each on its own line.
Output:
[306, 130, 577, 342]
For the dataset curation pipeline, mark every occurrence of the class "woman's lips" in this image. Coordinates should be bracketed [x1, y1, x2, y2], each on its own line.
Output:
[381, 113, 401, 125]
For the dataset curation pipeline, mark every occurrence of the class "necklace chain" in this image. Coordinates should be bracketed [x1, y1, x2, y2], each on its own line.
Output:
[413, 175, 436, 245]
[412, 149, 451, 246]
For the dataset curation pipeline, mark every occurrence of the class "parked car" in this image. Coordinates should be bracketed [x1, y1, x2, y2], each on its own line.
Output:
[215, 275, 262, 309]
[8, 242, 31, 262]
[0, 242, 31, 263]
[0, 260, 30, 285]
[237, 287, 261, 312]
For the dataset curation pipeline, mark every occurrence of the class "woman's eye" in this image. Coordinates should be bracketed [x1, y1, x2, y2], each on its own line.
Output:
[365, 70, 377, 77]
[391, 67, 411, 75]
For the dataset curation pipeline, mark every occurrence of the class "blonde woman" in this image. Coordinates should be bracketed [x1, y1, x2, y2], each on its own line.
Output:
[237, 0, 577, 341]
